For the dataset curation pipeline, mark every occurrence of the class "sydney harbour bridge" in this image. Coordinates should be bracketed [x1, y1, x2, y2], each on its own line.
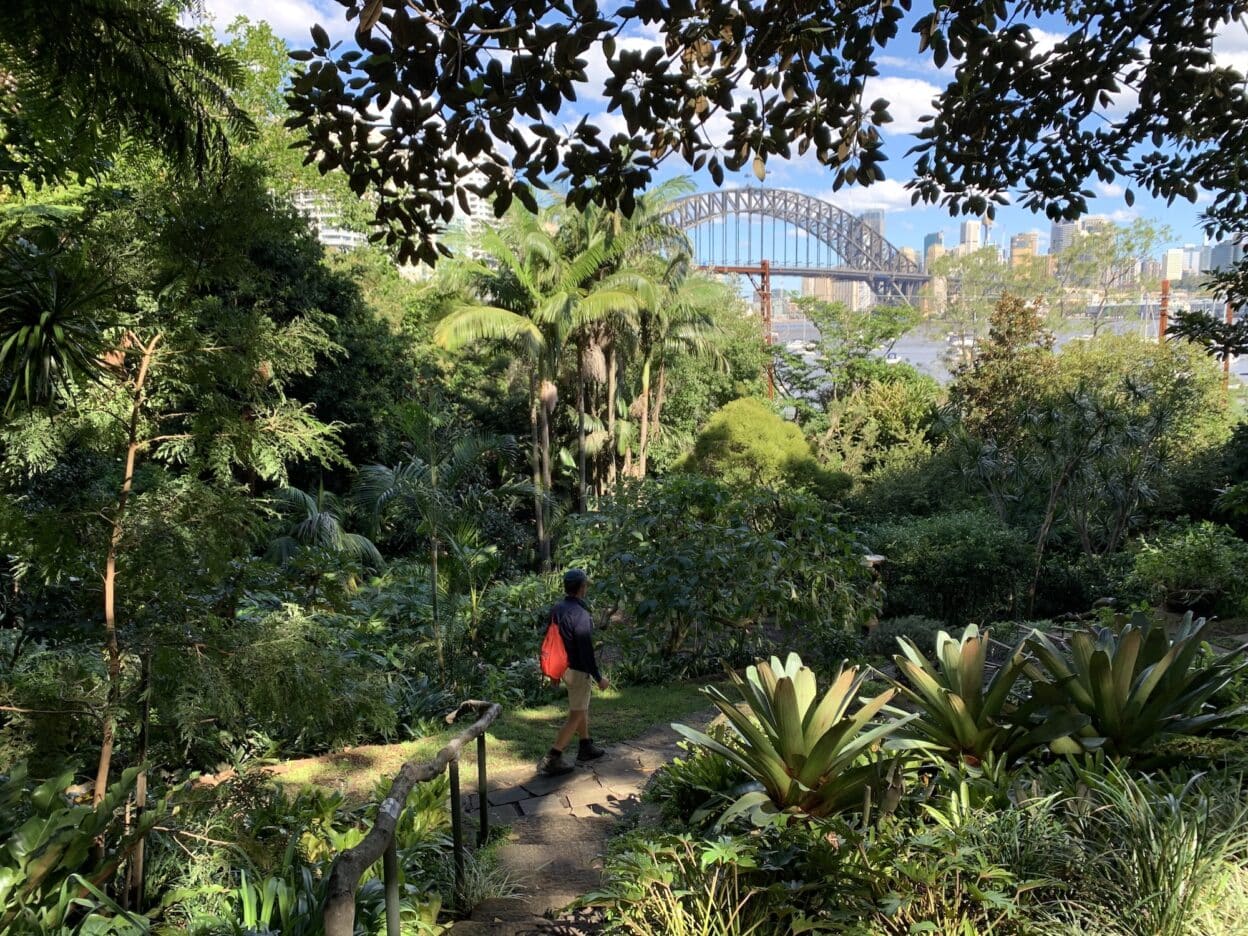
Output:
[661, 188, 931, 396]
[662, 188, 930, 307]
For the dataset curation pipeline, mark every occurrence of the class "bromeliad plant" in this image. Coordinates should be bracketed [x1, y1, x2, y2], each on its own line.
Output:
[674, 653, 914, 823]
[894, 625, 1087, 765]
[1023, 611, 1248, 756]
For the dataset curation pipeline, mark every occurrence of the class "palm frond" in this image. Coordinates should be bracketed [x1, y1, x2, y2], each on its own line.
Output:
[434, 304, 545, 353]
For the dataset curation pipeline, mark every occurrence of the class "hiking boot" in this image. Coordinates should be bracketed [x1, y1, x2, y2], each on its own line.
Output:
[537, 751, 574, 777]
[576, 739, 607, 762]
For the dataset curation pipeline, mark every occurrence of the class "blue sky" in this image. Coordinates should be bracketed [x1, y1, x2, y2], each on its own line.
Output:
[198, 1, 1248, 257]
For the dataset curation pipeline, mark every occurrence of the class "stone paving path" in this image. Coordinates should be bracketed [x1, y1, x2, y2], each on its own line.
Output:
[446, 712, 714, 935]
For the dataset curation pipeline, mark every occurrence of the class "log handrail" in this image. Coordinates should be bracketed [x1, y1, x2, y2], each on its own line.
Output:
[323, 699, 503, 936]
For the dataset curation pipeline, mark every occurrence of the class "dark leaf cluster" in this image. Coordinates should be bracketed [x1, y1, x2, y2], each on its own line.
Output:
[287, 0, 1248, 302]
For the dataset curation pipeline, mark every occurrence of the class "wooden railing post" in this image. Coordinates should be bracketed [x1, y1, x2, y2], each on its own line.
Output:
[449, 758, 465, 906]
[321, 701, 501, 936]
[477, 733, 489, 846]
[383, 838, 400, 936]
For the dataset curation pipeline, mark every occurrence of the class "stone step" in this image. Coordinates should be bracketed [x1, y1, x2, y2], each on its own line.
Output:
[444, 897, 601, 934]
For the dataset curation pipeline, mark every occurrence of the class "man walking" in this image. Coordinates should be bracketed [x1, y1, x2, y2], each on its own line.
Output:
[537, 568, 609, 777]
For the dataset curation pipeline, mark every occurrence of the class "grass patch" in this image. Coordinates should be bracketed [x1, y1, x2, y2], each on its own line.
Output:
[272, 680, 717, 797]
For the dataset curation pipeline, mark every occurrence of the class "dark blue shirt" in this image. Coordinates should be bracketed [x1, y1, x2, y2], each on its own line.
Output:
[552, 596, 600, 681]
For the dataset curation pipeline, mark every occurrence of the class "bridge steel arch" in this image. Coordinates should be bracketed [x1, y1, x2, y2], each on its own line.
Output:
[663, 188, 928, 301]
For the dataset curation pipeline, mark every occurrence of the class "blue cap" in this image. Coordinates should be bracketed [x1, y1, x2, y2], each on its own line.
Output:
[563, 568, 588, 593]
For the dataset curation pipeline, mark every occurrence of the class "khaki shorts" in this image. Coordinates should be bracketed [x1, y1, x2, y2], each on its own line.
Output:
[562, 668, 592, 711]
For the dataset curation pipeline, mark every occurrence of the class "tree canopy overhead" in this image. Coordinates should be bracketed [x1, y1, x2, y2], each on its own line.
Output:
[0, 0, 254, 190]
[288, 1, 1248, 284]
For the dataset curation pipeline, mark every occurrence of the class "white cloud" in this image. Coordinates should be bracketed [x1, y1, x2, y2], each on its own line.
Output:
[1096, 180, 1125, 198]
[817, 178, 917, 214]
[863, 76, 940, 134]
[1030, 29, 1066, 56]
[1214, 17, 1248, 73]
[579, 35, 665, 100]
[193, 0, 353, 43]
[877, 54, 945, 76]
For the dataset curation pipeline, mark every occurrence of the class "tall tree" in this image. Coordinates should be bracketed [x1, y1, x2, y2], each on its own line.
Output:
[0, 0, 253, 191]
[629, 258, 729, 477]
[435, 205, 642, 542]
[0, 166, 346, 802]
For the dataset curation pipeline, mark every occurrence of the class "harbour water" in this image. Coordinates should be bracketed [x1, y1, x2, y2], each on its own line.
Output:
[772, 313, 1245, 385]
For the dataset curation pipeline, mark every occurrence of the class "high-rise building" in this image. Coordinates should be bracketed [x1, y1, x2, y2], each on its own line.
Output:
[1181, 244, 1204, 275]
[922, 232, 943, 271]
[899, 246, 919, 268]
[1209, 238, 1246, 272]
[440, 168, 496, 250]
[291, 190, 368, 252]
[1081, 215, 1113, 235]
[801, 277, 874, 312]
[960, 219, 982, 249]
[860, 211, 886, 238]
[1162, 248, 1185, 282]
[1050, 221, 1080, 254]
[1010, 231, 1040, 268]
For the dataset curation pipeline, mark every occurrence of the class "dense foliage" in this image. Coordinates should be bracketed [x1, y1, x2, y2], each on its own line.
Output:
[2, 5, 1248, 932]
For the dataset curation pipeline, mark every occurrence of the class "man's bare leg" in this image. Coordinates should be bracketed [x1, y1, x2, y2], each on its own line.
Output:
[553, 710, 586, 751]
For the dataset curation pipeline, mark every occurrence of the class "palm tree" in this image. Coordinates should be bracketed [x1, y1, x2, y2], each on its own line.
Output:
[442, 519, 501, 643]
[631, 258, 730, 476]
[354, 404, 522, 677]
[436, 206, 643, 542]
[266, 484, 383, 590]
[561, 179, 702, 485]
[434, 212, 560, 564]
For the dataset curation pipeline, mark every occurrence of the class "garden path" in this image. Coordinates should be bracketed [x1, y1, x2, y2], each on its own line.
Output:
[446, 712, 714, 935]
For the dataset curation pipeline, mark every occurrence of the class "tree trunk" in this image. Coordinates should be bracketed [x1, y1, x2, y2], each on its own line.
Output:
[576, 336, 587, 513]
[529, 375, 548, 570]
[637, 359, 652, 478]
[650, 361, 668, 450]
[431, 537, 444, 679]
[605, 345, 617, 489]
[125, 651, 153, 911]
[1092, 297, 1108, 336]
[538, 377, 554, 566]
[1028, 463, 1075, 615]
[95, 333, 161, 808]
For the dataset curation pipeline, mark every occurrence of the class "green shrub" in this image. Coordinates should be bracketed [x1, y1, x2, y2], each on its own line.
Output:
[1129, 521, 1248, 617]
[565, 476, 876, 665]
[677, 397, 850, 499]
[1024, 611, 1248, 756]
[475, 572, 562, 666]
[1, 764, 160, 934]
[893, 624, 1084, 765]
[866, 509, 1032, 624]
[818, 627, 868, 668]
[585, 832, 812, 934]
[1033, 550, 1134, 618]
[865, 614, 944, 659]
[1039, 760, 1248, 936]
